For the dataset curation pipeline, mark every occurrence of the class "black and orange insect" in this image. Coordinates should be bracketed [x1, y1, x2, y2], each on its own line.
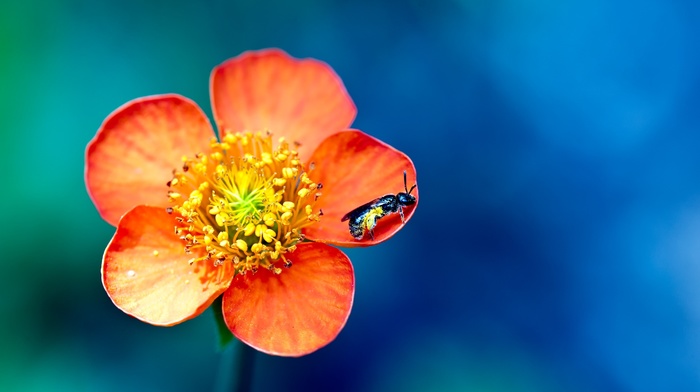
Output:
[341, 171, 417, 240]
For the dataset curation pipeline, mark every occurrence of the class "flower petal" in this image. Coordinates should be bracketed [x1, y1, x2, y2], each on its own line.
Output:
[210, 49, 356, 160]
[86, 94, 216, 226]
[304, 130, 418, 247]
[222, 243, 354, 356]
[103, 205, 234, 326]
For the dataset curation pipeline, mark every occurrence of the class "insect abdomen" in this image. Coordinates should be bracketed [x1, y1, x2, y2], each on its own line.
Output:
[348, 206, 387, 239]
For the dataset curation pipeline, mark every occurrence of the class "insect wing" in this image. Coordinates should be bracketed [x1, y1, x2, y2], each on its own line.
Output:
[341, 197, 382, 222]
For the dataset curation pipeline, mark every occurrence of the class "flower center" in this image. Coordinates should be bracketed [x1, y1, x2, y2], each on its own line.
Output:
[167, 132, 322, 275]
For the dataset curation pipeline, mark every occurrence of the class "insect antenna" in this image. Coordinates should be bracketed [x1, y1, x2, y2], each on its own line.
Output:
[403, 170, 416, 194]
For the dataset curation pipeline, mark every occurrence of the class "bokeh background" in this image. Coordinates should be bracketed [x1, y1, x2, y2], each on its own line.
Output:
[2, 0, 700, 391]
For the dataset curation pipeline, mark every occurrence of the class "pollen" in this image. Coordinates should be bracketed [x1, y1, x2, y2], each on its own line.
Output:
[167, 132, 322, 275]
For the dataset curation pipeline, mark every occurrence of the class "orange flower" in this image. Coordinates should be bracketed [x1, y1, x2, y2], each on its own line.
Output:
[85, 49, 418, 356]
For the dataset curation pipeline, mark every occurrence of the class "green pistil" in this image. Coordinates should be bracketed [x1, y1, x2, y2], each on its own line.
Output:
[227, 189, 265, 226]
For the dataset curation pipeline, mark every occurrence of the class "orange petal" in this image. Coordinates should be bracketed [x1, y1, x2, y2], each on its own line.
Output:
[103, 205, 234, 326]
[210, 49, 356, 160]
[222, 243, 354, 356]
[304, 130, 418, 247]
[86, 94, 216, 226]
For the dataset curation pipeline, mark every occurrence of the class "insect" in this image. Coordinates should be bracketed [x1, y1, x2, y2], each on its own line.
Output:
[341, 171, 417, 240]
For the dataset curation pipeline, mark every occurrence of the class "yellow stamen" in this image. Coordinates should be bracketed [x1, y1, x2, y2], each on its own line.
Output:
[167, 132, 322, 276]
[235, 239, 248, 252]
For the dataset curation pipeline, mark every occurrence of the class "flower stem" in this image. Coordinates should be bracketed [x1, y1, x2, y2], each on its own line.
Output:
[214, 340, 256, 392]
[233, 341, 256, 392]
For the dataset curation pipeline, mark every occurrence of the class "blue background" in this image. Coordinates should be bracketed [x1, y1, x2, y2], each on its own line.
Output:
[2, 0, 700, 391]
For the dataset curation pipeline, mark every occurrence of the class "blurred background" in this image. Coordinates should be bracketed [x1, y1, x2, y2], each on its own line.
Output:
[2, 0, 700, 390]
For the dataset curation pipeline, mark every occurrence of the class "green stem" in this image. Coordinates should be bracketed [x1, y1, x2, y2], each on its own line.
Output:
[233, 341, 256, 392]
[214, 340, 256, 392]
[212, 296, 256, 392]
